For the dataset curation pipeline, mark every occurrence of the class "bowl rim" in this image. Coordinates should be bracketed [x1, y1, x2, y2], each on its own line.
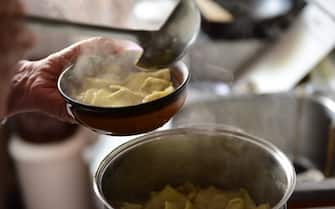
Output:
[57, 61, 190, 113]
[93, 126, 296, 209]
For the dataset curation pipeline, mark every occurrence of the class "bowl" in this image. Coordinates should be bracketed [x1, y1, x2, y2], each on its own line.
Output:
[94, 126, 296, 209]
[57, 62, 189, 136]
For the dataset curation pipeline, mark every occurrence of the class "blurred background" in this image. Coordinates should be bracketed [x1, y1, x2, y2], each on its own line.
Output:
[2, 0, 335, 209]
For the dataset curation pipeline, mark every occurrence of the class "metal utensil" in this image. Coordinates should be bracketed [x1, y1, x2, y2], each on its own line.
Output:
[24, 0, 201, 69]
[94, 126, 296, 209]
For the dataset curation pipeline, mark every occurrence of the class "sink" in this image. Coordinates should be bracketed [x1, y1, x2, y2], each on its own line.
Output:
[172, 93, 335, 179]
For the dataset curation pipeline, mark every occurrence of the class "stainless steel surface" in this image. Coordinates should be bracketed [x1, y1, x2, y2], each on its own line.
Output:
[188, 34, 269, 78]
[24, 0, 201, 69]
[94, 127, 295, 209]
[234, 2, 335, 93]
[288, 178, 335, 208]
[172, 93, 335, 177]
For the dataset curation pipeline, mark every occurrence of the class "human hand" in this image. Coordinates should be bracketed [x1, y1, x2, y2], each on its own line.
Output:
[6, 37, 142, 123]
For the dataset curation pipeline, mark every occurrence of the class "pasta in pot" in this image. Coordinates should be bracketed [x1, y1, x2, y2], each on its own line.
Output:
[75, 68, 174, 107]
[119, 183, 270, 209]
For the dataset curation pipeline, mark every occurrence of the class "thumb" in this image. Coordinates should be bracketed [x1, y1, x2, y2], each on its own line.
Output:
[44, 37, 106, 73]
[45, 42, 81, 74]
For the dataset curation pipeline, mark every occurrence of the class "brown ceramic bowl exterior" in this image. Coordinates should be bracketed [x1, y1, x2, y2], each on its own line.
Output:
[58, 62, 189, 135]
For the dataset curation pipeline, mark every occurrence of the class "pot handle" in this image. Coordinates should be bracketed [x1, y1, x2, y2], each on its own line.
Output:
[288, 178, 335, 208]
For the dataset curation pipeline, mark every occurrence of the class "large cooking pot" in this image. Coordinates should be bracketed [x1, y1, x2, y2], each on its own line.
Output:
[94, 126, 296, 209]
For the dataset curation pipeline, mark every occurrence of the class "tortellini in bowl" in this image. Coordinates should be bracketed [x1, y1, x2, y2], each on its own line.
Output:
[57, 61, 190, 135]
[76, 68, 176, 107]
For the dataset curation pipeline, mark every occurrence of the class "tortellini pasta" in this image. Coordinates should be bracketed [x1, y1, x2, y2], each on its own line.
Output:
[120, 183, 270, 209]
[75, 68, 174, 107]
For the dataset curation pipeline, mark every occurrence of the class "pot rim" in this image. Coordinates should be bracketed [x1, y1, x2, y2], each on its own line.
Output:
[93, 125, 296, 209]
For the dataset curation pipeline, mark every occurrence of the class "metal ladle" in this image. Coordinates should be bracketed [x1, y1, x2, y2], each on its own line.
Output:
[25, 0, 201, 69]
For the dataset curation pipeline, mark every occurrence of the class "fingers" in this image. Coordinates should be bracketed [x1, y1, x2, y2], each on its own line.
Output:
[43, 37, 99, 73]
[45, 43, 81, 73]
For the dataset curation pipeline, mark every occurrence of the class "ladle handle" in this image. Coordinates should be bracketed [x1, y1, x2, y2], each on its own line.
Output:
[24, 15, 146, 44]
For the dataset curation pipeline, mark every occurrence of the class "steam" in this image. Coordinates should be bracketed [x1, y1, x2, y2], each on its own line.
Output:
[172, 53, 235, 128]
[71, 39, 143, 85]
